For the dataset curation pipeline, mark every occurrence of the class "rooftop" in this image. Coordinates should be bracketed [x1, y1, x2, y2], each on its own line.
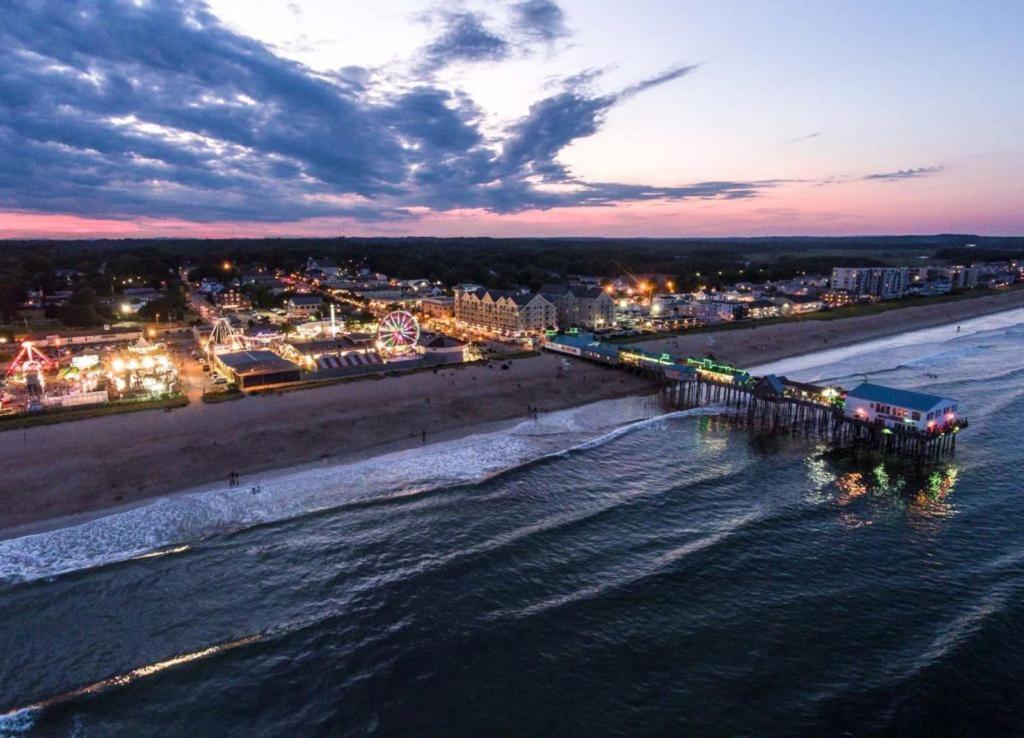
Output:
[287, 295, 322, 306]
[216, 350, 299, 375]
[847, 382, 952, 412]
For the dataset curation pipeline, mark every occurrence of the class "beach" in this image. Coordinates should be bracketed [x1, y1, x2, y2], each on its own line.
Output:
[2, 287, 1022, 536]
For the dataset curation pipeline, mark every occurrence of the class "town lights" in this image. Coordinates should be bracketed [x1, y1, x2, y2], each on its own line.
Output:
[112, 358, 126, 372]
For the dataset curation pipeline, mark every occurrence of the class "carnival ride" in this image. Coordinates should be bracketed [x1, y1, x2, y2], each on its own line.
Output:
[5, 341, 56, 396]
[376, 311, 421, 358]
[207, 317, 245, 355]
[110, 338, 177, 395]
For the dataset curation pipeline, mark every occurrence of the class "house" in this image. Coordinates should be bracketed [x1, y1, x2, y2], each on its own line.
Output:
[773, 294, 823, 316]
[537, 284, 616, 329]
[453, 288, 556, 335]
[690, 299, 742, 324]
[419, 296, 455, 319]
[304, 257, 343, 278]
[744, 299, 782, 320]
[215, 289, 252, 311]
[419, 332, 467, 363]
[821, 290, 854, 308]
[285, 294, 323, 318]
[844, 382, 959, 432]
[399, 278, 433, 292]
[199, 279, 226, 295]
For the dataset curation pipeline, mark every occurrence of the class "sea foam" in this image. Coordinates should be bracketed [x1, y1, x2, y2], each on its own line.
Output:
[0, 396, 681, 585]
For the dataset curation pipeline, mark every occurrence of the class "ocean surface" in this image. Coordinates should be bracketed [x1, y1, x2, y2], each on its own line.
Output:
[2, 308, 1024, 737]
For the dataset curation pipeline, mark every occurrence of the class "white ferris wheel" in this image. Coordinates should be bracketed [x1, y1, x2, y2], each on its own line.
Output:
[376, 310, 421, 357]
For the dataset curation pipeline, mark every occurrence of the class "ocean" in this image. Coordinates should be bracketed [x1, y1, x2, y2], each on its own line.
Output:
[2, 308, 1023, 737]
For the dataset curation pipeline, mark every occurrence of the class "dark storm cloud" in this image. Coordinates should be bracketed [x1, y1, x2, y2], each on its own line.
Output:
[0, 0, 772, 223]
[862, 166, 944, 181]
[510, 0, 570, 43]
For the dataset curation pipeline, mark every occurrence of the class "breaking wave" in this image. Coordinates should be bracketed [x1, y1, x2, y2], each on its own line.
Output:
[0, 397, 724, 586]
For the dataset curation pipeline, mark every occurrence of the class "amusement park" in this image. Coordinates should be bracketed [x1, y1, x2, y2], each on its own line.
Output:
[1, 334, 183, 417]
[0, 284, 472, 423]
[198, 308, 467, 391]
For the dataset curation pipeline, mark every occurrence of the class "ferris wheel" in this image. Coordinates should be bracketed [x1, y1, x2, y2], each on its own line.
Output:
[376, 310, 421, 356]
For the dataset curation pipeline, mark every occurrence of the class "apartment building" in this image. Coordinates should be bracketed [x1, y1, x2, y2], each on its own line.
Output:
[454, 288, 556, 334]
[537, 285, 616, 329]
[830, 267, 909, 300]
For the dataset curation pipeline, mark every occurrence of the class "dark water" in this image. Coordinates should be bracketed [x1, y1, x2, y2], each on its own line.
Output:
[2, 310, 1024, 737]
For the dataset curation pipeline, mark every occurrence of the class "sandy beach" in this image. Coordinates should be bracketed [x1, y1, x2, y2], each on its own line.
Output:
[2, 287, 1022, 536]
[631, 287, 1024, 368]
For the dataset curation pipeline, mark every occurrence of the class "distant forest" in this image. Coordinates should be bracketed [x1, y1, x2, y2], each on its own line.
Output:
[2, 235, 1023, 324]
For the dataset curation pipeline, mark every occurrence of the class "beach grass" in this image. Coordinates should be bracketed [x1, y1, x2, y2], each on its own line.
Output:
[201, 388, 244, 403]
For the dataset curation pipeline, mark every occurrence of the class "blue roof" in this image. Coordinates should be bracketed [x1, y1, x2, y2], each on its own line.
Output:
[549, 333, 601, 350]
[762, 374, 786, 395]
[848, 382, 952, 412]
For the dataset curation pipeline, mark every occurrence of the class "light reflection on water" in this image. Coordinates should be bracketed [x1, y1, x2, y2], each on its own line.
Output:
[803, 448, 961, 532]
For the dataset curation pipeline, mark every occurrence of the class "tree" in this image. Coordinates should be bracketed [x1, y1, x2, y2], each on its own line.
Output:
[0, 284, 26, 323]
[62, 304, 102, 327]
[70, 286, 99, 306]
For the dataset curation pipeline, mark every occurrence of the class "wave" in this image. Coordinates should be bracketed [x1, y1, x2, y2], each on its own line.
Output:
[751, 306, 1024, 379]
[0, 398, 723, 586]
[0, 635, 261, 732]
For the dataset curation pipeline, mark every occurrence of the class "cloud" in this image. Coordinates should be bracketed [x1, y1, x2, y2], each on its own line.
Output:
[510, 0, 570, 43]
[787, 131, 822, 143]
[862, 166, 945, 181]
[498, 65, 698, 182]
[0, 0, 769, 224]
[416, 10, 510, 73]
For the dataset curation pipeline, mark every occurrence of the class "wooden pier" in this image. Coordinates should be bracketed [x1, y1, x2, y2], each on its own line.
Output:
[663, 375, 964, 462]
[542, 332, 966, 462]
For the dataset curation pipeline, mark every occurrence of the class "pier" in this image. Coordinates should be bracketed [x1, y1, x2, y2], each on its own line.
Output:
[543, 332, 967, 462]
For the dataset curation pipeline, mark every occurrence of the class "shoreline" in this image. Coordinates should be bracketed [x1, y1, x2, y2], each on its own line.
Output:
[1, 287, 1022, 539]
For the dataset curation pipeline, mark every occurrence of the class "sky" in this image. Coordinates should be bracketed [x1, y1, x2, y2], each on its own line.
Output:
[0, 0, 1021, 239]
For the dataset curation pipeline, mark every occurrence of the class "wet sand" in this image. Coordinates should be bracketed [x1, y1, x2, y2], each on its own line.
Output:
[1, 287, 1021, 535]
[0, 356, 654, 533]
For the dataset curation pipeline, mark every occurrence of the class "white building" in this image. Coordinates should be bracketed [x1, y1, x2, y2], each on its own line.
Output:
[830, 267, 909, 300]
[844, 382, 959, 432]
